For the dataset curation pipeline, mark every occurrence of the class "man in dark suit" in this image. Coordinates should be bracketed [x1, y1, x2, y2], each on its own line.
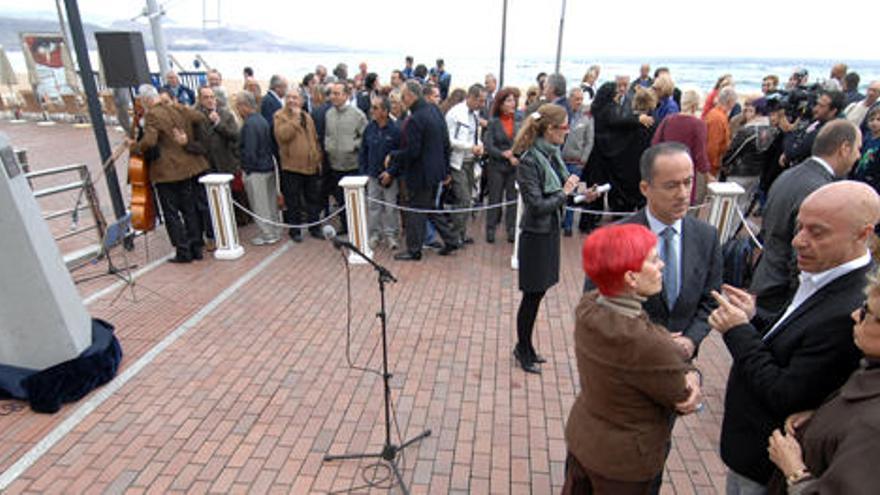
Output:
[710, 181, 880, 493]
[586, 142, 722, 360]
[260, 74, 287, 164]
[382, 81, 460, 261]
[750, 120, 863, 317]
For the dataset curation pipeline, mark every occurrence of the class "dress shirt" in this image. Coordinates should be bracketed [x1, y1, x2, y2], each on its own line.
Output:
[764, 251, 871, 340]
[645, 207, 682, 297]
[810, 155, 835, 177]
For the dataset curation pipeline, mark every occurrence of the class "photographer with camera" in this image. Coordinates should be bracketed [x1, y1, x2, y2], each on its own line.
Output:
[779, 89, 846, 168]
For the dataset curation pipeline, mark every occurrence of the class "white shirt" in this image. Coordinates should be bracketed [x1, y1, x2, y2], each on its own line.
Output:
[845, 100, 873, 127]
[267, 90, 283, 106]
[446, 101, 481, 171]
[810, 155, 835, 177]
[764, 251, 871, 340]
[645, 207, 682, 293]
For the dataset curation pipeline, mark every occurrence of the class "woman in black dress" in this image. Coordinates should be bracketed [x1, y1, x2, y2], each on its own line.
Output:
[512, 103, 581, 373]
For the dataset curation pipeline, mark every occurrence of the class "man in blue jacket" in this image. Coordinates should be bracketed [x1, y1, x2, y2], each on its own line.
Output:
[162, 71, 195, 106]
[236, 91, 280, 245]
[381, 81, 460, 261]
[360, 94, 401, 250]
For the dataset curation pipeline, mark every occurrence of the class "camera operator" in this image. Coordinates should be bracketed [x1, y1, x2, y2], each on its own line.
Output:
[779, 89, 845, 168]
[753, 75, 780, 116]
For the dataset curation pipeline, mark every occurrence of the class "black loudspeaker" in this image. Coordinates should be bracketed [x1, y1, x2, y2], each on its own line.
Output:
[94, 31, 151, 88]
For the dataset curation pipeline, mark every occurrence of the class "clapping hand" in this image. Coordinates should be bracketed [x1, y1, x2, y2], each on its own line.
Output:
[172, 128, 188, 146]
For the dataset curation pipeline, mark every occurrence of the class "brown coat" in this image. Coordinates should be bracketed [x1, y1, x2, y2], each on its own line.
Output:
[565, 292, 692, 482]
[274, 108, 322, 175]
[768, 363, 880, 495]
[133, 101, 209, 184]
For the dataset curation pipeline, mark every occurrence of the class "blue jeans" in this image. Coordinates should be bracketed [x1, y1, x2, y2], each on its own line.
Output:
[562, 163, 582, 231]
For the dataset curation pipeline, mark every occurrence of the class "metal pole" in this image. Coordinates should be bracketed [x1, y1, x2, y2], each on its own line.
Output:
[499, 0, 508, 88]
[54, 0, 78, 90]
[554, 0, 566, 74]
[146, 0, 170, 81]
[63, 0, 127, 220]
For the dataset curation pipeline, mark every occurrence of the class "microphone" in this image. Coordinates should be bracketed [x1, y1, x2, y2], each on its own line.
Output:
[322, 224, 344, 249]
[322, 223, 397, 282]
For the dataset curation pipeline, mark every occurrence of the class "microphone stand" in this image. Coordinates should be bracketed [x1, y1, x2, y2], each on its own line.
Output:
[323, 238, 431, 495]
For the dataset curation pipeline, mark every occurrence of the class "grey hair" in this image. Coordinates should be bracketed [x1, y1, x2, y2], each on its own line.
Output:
[137, 84, 158, 100]
[717, 87, 738, 106]
[568, 87, 584, 98]
[235, 91, 257, 110]
[546, 73, 566, 97]
[269, 75, 285, 91]
[404, 80, 423, 98]
[467, 84, 486, 99]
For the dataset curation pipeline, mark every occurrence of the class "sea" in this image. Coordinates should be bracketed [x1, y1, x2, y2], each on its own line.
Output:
[7, 49, 880, 96]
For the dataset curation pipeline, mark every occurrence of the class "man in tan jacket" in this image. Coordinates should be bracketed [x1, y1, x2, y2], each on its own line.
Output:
[131, 84, 209, 263]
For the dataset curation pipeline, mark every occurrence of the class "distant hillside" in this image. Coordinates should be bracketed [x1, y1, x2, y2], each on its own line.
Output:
[0, 15, 345, 53]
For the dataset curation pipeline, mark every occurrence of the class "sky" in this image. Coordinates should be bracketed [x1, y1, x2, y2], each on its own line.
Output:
[1, 0, 877, 61]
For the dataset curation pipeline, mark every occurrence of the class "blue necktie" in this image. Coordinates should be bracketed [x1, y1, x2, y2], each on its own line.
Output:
[662, 227, 679, 310]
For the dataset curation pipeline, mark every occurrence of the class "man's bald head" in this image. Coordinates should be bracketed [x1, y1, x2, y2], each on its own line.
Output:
[805, 181, 880, 229]
[794, 181, 880, 272]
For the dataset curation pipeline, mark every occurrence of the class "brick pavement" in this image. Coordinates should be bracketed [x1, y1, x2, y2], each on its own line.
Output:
[0, 120, 734, 494]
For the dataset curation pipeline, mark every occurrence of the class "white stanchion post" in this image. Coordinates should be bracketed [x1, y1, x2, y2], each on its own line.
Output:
[340, 175, 371, 265]
[706, 181, 745, 244]
[511, 186, 522, 270]
[199, 173, 244, 260]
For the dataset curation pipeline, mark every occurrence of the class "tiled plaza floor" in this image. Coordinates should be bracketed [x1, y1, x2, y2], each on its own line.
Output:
[0, 120, 732, 494]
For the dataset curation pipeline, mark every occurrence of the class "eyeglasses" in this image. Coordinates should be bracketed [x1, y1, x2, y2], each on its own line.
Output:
[553, 124, 570, 131]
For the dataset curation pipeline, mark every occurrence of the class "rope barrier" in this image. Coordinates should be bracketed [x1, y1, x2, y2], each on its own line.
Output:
[231, 200, 346, 229]
[232, 194, 711, 232]
[364, 196, 707, 218]
[366, 196, 517, 214]
[735, 205, 763, 250]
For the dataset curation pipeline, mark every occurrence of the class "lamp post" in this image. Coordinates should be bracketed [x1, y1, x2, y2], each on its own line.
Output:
[554, 0, 567, 74]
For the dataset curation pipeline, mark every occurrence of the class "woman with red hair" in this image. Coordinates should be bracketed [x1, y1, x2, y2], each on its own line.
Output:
[563, 223, 702, 494]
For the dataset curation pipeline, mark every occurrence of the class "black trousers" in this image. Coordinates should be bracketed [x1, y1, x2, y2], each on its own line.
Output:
[155, 177, 203, 256]
[485, 162, 517, 236]
[193, 173, 214, 240]
[516, 290, 546, 357]
[281, 170, 321, 235]
[404, 184, 458, 254]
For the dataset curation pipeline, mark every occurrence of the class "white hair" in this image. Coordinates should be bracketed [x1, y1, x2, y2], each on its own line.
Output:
[137, 84, 158, 100]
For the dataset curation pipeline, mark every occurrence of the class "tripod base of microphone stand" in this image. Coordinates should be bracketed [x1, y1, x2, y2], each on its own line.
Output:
[323, 428, 431, 495]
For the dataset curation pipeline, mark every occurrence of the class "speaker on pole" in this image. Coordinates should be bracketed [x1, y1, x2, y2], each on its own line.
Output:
[94, 31, 151, 88]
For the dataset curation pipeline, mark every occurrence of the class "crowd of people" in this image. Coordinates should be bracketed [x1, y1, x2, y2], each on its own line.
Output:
[130, 57, 880, 493]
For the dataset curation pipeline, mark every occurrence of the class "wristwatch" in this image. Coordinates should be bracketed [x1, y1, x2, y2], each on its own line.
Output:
[786, 467, 812, 486]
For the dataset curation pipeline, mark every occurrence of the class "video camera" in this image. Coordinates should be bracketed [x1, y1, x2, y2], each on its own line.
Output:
[764, 84, 821, 122]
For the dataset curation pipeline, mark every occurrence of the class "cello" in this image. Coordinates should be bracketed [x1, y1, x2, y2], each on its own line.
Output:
[129, 98, 157, 231]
